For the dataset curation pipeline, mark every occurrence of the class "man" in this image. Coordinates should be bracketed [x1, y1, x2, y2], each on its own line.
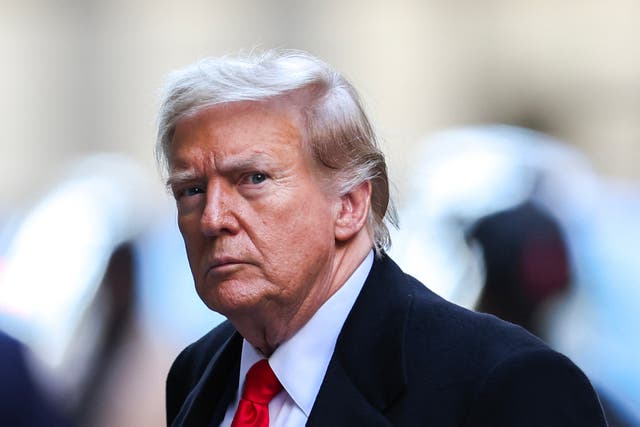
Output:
[158, 50, 607, 426]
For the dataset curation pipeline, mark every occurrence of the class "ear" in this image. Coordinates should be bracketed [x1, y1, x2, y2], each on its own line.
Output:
[335, 181, 372, 242]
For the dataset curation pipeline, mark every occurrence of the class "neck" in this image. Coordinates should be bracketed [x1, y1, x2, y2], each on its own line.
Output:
[231, 231, 373, 355]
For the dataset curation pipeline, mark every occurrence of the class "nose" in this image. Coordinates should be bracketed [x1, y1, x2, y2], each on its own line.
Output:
[200, 180, 240, 237]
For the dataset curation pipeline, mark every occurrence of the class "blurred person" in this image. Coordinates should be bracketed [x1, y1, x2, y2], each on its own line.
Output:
[157, 50, 606, 426]
[0, 154, 161, 426]
[467, 200, 571, 337]
[70, 243, 136, 425]
[0, 330, 69, 426]
[468, 201, 638, 427]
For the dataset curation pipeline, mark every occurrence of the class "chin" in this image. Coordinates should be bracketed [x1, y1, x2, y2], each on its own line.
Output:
[198, 280, 267, 315]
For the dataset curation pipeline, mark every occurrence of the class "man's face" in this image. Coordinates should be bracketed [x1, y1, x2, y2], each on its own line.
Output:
[168, 101, 339, 321]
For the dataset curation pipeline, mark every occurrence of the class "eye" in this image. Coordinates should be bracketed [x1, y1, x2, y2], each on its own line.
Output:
[175, 186, 205, 199]
[185, 186, 205, 196]
[249, 173, 267, 185]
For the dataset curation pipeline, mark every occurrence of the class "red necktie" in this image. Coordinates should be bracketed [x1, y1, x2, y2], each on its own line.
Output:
[231, 359, 283, 427]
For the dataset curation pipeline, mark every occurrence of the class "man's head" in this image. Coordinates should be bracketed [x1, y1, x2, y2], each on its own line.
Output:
[157, 50, 396, 253]
[156, 50, 396, 352]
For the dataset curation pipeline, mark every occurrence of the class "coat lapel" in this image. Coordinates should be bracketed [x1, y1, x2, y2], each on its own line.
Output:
[171, 332, 243, 427]
[307, 255, 413, 426]
[307, 359, 395, 427]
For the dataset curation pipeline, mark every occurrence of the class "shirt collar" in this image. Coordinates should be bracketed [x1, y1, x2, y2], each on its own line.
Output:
[238, 250, 374, 416]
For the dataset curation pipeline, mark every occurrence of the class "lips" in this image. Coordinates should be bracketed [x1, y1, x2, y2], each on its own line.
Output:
[205, 256, 247, 276]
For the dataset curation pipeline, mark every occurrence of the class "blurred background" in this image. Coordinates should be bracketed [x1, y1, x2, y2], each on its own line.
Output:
[0, 0, 638, 425]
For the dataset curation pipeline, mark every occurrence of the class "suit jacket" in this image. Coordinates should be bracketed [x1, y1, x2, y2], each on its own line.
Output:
[166, 255, 607, 426]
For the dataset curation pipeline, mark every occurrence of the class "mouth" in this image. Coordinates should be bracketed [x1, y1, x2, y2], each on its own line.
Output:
[206, 257, 246, 275]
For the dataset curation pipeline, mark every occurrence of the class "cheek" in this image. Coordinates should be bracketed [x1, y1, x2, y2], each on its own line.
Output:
[177, 206, 203, 237]
[178, 215, 205, 263]
[259, 205, 335, 269]
[178, 218, 194, 248]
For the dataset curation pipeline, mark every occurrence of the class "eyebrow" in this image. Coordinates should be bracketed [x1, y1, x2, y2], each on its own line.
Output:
[165, 169, 199, 188]
[166, 152, 279, 188]
[218, 152, 277, 173]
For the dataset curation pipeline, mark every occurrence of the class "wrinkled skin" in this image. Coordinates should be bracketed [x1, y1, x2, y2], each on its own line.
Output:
[168, 100, 372, 354]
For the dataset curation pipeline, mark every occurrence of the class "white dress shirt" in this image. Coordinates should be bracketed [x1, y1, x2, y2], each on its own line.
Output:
[220, 251, 374, 427]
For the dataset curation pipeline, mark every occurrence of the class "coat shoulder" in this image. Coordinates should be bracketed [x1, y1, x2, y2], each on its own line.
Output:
[386, 259, 605, 425]
[464, 347, 608, 425]
[172, 321, 236, 378]
[401, 266, 549, 368]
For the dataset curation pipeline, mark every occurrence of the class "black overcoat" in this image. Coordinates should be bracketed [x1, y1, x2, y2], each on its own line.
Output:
[166, 255, 607, 426]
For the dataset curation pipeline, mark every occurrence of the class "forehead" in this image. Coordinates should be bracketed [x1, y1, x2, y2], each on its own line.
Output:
[169, 101, 306, 169]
